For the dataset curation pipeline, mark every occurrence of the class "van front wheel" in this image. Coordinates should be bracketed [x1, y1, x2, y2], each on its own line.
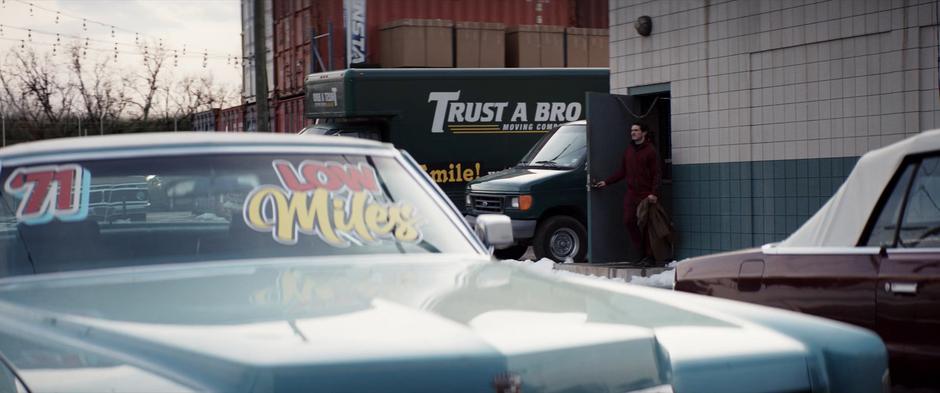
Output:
[533, 216, 587, 262]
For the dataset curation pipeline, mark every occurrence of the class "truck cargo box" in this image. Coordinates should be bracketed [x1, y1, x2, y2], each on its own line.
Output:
[303, 68, 609, 209]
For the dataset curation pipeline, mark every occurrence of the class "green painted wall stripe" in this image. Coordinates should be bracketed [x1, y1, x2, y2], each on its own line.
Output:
[670, 156, 858, 259]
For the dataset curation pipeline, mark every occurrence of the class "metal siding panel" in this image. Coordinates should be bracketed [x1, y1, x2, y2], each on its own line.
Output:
[576, 0, 608, 28]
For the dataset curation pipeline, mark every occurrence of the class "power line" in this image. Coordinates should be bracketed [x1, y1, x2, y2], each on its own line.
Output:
[5, 0, 236, 58]
[0, 24, 235, 61]
[0, 36, 242, 69]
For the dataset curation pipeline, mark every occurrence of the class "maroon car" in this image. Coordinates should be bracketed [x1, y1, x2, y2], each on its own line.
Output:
[675, 130, 940, 390]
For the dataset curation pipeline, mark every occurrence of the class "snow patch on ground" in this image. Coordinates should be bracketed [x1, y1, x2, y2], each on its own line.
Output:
[627, 260, 679, 289]
[499, 258, 627, 283]
[499, 258, 683, 289]
[628, 269, 674, 288]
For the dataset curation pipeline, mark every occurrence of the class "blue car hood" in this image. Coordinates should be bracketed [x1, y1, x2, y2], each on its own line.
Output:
[0, 255, 886, 393]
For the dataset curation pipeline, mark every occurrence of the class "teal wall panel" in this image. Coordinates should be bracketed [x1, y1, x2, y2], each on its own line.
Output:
[671, 156, 859, 259]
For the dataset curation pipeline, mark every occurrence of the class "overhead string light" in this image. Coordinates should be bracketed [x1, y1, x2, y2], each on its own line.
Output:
[0, 6, 235, 67]
[28, 1, 32, 16]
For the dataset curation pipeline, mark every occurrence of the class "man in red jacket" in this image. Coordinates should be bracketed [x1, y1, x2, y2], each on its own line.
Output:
[593, 122, 662, 264]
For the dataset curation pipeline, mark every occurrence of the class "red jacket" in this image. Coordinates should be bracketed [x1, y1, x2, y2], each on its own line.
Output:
[604, 140, 661, 201]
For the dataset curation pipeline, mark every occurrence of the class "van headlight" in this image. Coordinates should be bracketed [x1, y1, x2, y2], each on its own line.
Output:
[509, 195, 532, 211]
[466, 194, 471, 206]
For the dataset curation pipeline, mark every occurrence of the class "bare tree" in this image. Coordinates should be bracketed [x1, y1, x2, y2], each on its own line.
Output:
[0, 55, 33, 124]
[127, 41, 168, 121]
[0, 44, 239, 141]
[172, 74, 236, 119]
[0, 48, 74, 125]
[68, 44, 131, 123]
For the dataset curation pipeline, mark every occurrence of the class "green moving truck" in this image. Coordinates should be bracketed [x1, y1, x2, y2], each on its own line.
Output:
[300, 68, 609, 210]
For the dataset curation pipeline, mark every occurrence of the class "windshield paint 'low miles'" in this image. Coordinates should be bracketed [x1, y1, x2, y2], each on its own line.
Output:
[0, 153, 477, 278]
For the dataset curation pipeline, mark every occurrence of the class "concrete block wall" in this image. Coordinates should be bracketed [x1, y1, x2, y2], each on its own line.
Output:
[609, 0, 940, 258]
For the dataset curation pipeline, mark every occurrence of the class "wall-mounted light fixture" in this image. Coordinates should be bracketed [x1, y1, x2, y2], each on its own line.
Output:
[635, 15, 652, 36]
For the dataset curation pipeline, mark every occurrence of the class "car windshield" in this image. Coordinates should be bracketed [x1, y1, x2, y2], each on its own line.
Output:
[518, 124, 586, 169]
[0, 153, 477, 277]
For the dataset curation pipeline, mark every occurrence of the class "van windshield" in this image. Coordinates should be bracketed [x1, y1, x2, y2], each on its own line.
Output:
[518, 124, 586, 169]
[300, 122, 381, 141]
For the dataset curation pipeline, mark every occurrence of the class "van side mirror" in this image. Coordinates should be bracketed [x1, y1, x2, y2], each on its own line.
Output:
[474, 214, 514, 249]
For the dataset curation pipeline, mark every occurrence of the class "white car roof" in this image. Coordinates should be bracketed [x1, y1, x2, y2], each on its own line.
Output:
[782, 128, 940, 247]
[0, 132, 388, 159]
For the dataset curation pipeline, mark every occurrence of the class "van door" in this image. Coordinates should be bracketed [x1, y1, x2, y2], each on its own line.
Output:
[586, 92, 640, 263]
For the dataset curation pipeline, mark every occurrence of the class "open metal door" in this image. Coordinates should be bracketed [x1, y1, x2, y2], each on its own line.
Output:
[586, 92, 640, 263]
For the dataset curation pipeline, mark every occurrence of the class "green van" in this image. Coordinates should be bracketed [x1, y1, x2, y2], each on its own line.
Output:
[465, 120, 588, 262]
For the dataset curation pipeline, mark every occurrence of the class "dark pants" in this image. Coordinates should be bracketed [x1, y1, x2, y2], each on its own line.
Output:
[625, 198, 650, 258]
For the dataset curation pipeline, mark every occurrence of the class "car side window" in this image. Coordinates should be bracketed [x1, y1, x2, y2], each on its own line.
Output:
[899, 157, 940, 248]
[865, 164, 915, 247]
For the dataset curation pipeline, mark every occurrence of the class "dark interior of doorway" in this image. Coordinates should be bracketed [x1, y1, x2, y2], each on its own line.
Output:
[634, 91, 672, 216]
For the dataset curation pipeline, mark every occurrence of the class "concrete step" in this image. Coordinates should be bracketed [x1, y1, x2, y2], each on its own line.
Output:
[554, 263, 668, 280]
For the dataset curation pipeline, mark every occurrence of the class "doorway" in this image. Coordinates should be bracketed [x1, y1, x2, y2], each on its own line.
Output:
[585, 85, 673, 263]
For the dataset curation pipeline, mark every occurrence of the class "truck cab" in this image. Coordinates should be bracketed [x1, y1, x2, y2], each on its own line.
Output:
[466, 121, 588, 262]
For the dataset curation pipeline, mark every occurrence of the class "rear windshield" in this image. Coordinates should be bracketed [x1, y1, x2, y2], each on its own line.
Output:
[0, 153, 476, 277]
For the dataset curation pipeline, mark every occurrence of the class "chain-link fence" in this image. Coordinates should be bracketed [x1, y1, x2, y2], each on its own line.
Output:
[0, 116, 195, 147]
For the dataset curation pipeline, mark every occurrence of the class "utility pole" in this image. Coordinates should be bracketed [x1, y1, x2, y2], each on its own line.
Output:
[1, 101, 5, 147]
[100, 113, 104, 135]
[253, 0, 270, 132]
[327, 21, 333, 71]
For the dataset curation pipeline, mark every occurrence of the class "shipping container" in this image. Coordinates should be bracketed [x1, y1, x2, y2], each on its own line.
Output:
[243, 102, 276, 132]
[274, 95, 309, 133]
[218, 105, 245, 132]
[272, 0, 608, 95]
[193, 109, 221, 132]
